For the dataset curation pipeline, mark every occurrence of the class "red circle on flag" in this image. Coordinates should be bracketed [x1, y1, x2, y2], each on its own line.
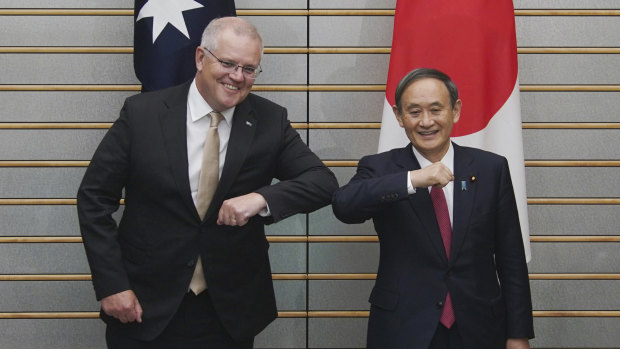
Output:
[385, 0, 518, 137]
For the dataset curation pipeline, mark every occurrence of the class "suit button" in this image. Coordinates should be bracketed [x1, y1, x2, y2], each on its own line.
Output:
[436, 301, 444, 308]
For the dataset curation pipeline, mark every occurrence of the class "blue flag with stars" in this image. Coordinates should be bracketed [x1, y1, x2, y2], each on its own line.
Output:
[134, 0, 236, 92]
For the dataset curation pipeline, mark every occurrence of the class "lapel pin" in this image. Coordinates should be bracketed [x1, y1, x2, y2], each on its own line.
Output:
[245, 121, 253, 127]
[461, 181, 467, 191]
[470, 175, 476, 182]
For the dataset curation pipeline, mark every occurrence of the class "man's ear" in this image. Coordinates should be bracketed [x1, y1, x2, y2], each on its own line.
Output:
[195, 47, 205, 71]
[393, 105, 405, 128]
[452, 99, 462, 124]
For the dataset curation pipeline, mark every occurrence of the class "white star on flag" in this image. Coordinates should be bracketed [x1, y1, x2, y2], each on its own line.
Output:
[136, 0, 204, 43]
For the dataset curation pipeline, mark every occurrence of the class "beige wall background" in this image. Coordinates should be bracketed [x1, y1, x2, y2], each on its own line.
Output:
[0, 0, 619, 348]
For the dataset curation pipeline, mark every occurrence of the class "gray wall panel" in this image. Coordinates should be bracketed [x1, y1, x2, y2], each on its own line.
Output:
[0, 16, 305, 47]
[0, 242, 307, 274]
[0, 54, 138, 84]
[0, 244, 90, 274]
[0, 281, 97, 311]
[528, 205, 620, 236]
[308, 318, 367, 348]
[0, 206, 81, 236]
[0, 319, 105, 349]
[523, 129, 620, 160]
[274, 280, 306, 311]
[518, 54, 620, 84]
[531, 318, 620, 348]
[525, 167, 620, 198]
[0, 16, 133, 46]
[2, 0, 130, 7]
[0, 130, 106, 160]
[309, 280, 373, 310]
[309, 54, 389, 84]
[309, 92, 385, 122]
[528, 243, 620, 273]
[310, 129, 380, 160]
[309, 167, 377, 236]
[1, 53, 304, 85]
[309, 205, 376, 236]
[514, 0, 620, 8]
[520, 92, 620, 123]
[265, 214, 307, 236]
[237, 0, 307, 9]
[243, 16, 307, 47]
[0, 91, 136, 122]
[269, 243, 306, 274]
[530, 280, 620, 310]
[255, 318, 306, 348]
[260, 54, 307, 84]
[516, 17, 620, 46]
[332, 167, 356, 185]
[309, 243, 379, 273]
[252, 91, 308, 122]
[0, 168, 85, 198]
[310, 17, 394, 47]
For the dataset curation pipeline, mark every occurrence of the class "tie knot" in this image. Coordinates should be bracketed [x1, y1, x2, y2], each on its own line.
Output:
[209, 111, 223, 128]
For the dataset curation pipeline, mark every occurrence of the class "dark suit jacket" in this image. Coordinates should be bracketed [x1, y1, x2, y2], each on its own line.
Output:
[77, 81, 337, 341]
[332, 143, 534, 349]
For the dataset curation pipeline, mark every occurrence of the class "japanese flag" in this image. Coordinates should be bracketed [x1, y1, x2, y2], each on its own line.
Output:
[378, 0, 531, 261]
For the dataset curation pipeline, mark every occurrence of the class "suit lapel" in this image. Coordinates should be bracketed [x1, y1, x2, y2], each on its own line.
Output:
[398, 145, 450, 264]
[205, 98, 257, 220]
[159, 82, 198, 218]
[451, 143, 476, 262]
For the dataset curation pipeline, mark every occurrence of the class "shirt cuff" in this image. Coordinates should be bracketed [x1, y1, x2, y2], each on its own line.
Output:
[407, 171, 416, 194]
[259, 202, 271, 217]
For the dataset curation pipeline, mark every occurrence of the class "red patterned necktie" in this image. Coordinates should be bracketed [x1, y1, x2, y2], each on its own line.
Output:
[430, 186, 455, 328]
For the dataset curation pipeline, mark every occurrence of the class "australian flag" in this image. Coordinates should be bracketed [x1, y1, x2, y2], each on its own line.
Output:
[134, 0, 236, 92]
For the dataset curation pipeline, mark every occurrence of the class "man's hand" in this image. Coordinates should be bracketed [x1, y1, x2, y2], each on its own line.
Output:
[217, 192, 267, 226]
[101, 290, 143, 324]
[409, 162, 454, 188]
[506, 338, 530, 349]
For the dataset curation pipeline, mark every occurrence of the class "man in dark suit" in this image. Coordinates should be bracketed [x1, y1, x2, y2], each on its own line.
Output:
[332, 68, 534, 349]
[77, 17, 338, 348]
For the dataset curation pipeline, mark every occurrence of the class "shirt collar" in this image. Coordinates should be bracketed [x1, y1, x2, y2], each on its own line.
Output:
[411, 142, 454, 172]
[188, 78, 234, 126]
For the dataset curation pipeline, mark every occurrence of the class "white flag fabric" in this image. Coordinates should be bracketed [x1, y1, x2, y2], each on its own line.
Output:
[378, 0, 531, 261]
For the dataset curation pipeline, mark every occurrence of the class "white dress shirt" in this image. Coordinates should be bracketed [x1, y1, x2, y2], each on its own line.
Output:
[407, 143, 455, 227]
[185, 79, 270, 216]
[186, 79, 234, 207]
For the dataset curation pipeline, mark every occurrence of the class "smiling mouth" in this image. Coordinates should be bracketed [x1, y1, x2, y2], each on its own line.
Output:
[224, 83, 239, 91]
[418, 130, 438, 136]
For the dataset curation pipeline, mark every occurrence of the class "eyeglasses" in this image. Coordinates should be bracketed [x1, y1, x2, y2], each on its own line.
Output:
[203, 47, 262, 79]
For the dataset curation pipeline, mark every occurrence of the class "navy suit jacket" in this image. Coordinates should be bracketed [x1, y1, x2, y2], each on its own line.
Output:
[77, 81, 338, 341]
[332, 143, 533, 349]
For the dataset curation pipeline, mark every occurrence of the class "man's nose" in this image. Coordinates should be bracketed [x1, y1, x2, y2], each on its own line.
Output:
[229, 67, 245, 80]
[419, 111, 434, 126]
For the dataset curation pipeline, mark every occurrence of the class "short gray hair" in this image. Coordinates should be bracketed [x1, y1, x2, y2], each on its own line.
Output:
[200, 17, 263, 57]
[394, 68, 459, 111]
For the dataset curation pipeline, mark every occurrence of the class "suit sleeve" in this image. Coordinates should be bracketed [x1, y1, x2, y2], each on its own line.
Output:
[255, 109, 338, 223]
[494, 158, 535, 339]
[76, 102, 132, 300]
[332, 155, 409, 224]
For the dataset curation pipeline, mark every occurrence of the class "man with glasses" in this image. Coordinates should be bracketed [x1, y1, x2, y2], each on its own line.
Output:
[78, 17, 338, 348]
